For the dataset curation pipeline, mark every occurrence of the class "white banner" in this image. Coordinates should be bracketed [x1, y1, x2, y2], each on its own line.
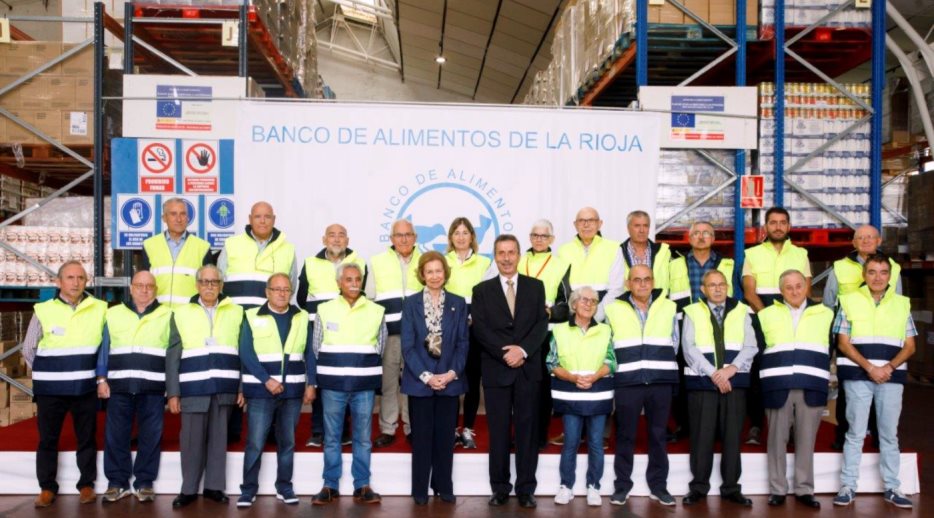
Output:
[235, 102, 661, 262]
[639, 86, 759, 150]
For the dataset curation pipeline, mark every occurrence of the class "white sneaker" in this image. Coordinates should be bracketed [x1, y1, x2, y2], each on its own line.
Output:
[554, 485, 573, 505]
[587, 485, 601, 506]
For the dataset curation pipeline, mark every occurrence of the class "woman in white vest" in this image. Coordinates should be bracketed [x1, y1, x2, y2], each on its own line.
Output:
[548, 286, 616, 507]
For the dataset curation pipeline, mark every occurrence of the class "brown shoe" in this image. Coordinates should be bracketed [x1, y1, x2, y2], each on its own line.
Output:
[79, 486, 96, 504]
[34, 490, 56, 508]
[353, 485, 381, 504]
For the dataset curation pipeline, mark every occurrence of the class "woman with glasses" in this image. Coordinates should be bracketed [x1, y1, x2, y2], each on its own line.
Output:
[549, 286, 615, 507]
[443, 217, 494, 449]
[400, 251, 469, 505]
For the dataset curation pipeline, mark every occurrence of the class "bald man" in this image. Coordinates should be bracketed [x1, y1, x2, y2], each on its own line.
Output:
[557, 207, 624, 323]
[218, 201, 298, 309]
[823, 225, 901, 450]
[296, 223, 368, 447]
[97, 271, 173, 503]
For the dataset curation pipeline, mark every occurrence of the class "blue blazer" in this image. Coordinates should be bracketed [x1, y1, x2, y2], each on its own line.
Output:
[400, 290, 469, 398]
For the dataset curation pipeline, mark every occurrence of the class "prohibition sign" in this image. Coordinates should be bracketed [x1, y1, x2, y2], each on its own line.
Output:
[186, 143, 217, 174]
[141, 142, 173, 174]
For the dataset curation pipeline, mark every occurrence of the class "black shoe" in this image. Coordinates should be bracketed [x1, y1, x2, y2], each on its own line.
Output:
[341, 432, 352, 446]
[488, 492, 508, 506]
[517, 494, 537, 508]
[439, 493, 456, 503]
[352, 485, 381, 504]
[413, 495, 428, 506]
[795, 494, 821, 508]
[305, 433, 324, 448]
[682, 492, 706, 506]
[311, 487, 339, 505]
[202, 489, 228, 503]
[172, 493, 197, 508]
[374, 433, 396, 448]
[227, 433, 241, 445]
[768, 494, 786, 506]
[723, 492, 753, 506]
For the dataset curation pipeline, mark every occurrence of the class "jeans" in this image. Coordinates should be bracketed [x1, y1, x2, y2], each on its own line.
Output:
[240, 397, 302, 497]
[840, 380, 904, 491]
[560, 413, 606, 489]
[104, 393, 165, 490]
[322, 389, 375, 490]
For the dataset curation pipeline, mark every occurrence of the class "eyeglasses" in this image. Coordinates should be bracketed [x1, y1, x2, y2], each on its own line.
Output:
[691, 230, 714, 238]
[131, 283, 155, 290]
[529, 233, 552, 240]
[197, 279, 222, 287]
[575, 218, 599, 225]
[392, 232, 415, 239]
[577, 297, 599, 305]
[704, 282, 728, 289]
[266, 287, 292, 294]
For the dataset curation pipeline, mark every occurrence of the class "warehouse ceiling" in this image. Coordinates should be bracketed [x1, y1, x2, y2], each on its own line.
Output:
[314, 0, 565, 103]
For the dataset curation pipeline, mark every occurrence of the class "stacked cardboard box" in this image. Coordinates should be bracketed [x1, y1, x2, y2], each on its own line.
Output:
[907, 172, 934, 258]
[759, 0, 871, 28]
[0, 226, 114, 286]
[8, 378, 35, 425]
[648, 0, 759, 25]
[0, 41, 95, 145]
[655, 149, 753, 228]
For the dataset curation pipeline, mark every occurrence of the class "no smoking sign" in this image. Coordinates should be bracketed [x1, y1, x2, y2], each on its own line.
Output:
[138, 139, 175, 193]
[182, 140, 219, 193]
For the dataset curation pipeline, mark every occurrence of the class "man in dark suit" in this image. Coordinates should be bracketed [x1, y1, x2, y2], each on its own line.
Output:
[471, 234, 549, 509]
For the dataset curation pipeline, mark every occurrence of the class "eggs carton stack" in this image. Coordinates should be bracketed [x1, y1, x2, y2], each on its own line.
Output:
[0, 226, 113, 286]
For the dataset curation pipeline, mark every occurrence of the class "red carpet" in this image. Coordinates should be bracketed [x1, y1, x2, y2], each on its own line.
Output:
[0, 411, 871, 455]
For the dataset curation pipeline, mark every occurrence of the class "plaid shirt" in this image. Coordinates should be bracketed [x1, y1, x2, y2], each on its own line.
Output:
[686, 251, 720, 303]
[626, 240, 652, 268]
[832, 305, 917, 338]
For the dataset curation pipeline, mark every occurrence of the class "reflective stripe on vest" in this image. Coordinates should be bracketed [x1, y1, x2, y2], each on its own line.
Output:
[174, 298, 243, 396]
[668, 256, 735, 309]
[33, 296, 107, 396]
[371, 248, 421, 334]
[223, 232, 295, 308]
[105, 303, 172, 393]
[303, 252, 367, 321]
[444, 251, 490, 305]
[557, 234, 620, 299]
[758, 302, 833, 395]
[550, 322, 613, 415]
[682, 301, 750, 390]
[519, 251, 569, 307]
[744, 241, 809, 303]
[143, 233, 210, 308]
[605, 296, 678, 386]
[242, 307, 309, 398]
[837, 286, 910, 384]
[833, 256, 901, 299]
[316, 296, 385, 392]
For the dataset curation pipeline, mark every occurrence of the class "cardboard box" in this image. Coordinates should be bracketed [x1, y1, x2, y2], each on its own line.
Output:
[4, 109, 35, 144]
[709, 0, 734, 24]
[61, 44, 94, 76]
[0, 42, 63, 76]
[660, 1, 685, 23]
[60, 111, 93, 145]
[75, 77, 93, 111]
[685, 0, 709, 22]
[0, 382, 7, 410]
[9, 377, 32, 405]
[0, 407, 9, 427]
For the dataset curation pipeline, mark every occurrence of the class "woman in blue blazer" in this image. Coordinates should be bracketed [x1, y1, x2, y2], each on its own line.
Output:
[400, 250, 469, 505]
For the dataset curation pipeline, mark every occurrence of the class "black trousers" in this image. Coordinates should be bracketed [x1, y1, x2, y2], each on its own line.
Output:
[687, 388, 746, 496]
[485, 378, 541, 496]
[614, 384, 672, 494]
[460, 337, 482, 429]
[672, 344, 690, 435]
[36, 392, 98, 492]
[409, 395, 459, 498]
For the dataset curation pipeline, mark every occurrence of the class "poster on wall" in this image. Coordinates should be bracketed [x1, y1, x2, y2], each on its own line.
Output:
[115, 194, 156, 248]
[234, 102, 662, 262]
[639, 86, 758, 149]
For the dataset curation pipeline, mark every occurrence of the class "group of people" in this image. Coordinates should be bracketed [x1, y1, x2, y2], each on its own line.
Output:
[19, 197, 915, 510]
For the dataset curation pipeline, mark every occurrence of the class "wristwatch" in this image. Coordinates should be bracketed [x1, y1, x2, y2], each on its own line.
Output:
[96, 377, 107, 385]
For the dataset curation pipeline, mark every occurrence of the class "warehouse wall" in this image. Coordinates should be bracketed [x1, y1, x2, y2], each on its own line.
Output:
[0, 0, 63, 41]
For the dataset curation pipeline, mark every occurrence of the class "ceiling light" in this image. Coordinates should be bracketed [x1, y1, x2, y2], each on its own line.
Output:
[435, 56, 446, 64]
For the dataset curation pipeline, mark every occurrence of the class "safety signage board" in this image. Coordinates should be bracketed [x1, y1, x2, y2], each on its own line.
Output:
[639, 86, 758, 149]
[116, 194, 156, 247]
[741, 175, 765, 208]
[111, 138, 235, 250]
[205, 196, 236, 248]
[138, 139, 175, 192]
[182, 140, 219, 193]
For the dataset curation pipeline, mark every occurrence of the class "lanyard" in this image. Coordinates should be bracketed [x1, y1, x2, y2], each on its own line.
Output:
[525, 254, 551, 279]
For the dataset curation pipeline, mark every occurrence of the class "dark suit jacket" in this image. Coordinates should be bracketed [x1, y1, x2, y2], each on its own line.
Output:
[399, 290, 470, 398]
[470, 274, 548, 387]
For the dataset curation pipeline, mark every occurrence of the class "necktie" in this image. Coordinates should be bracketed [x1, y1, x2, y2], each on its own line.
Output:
[506, 279, 516, 317]
[711, 305, 726, 369]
